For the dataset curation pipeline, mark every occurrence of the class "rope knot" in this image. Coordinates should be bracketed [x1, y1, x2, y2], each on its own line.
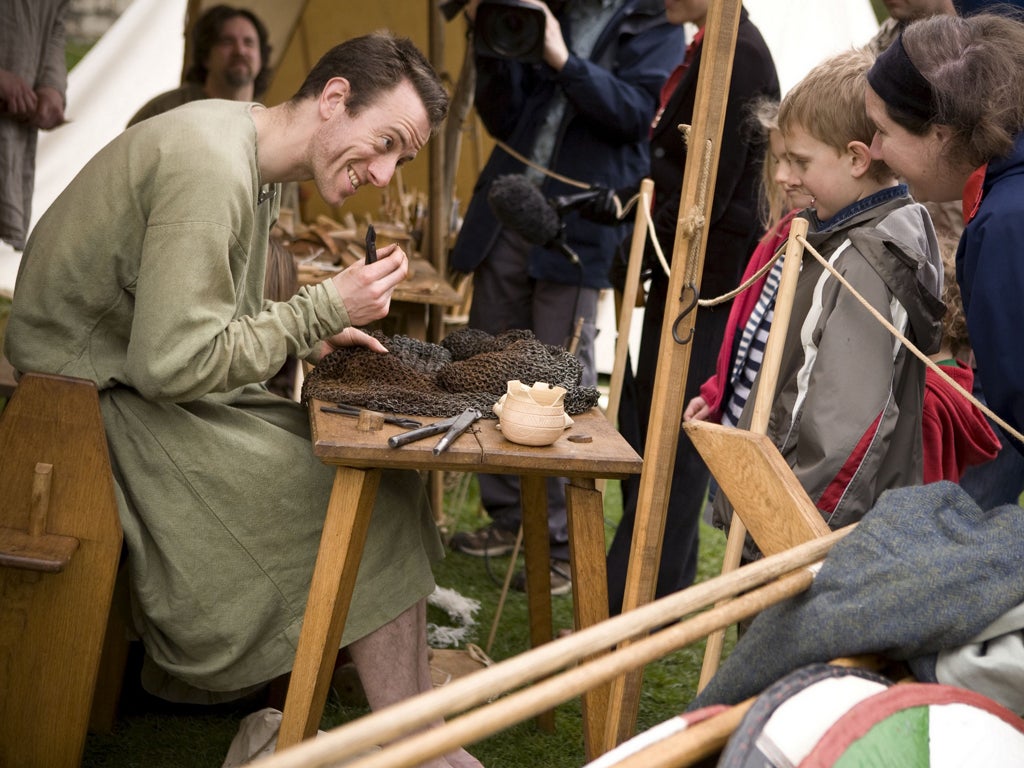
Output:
[680, 210, 705, 239]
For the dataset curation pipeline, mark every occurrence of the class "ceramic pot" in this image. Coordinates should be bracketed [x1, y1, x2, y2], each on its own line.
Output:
[493, 380, 573, 446]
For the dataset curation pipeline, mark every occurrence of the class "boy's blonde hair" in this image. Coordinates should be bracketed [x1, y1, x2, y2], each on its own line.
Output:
[778, 47, 892, 182]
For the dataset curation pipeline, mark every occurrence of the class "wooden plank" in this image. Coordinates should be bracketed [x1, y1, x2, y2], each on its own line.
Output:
[565, 479, 613, 760]
[310, 405, 643, 480]
[682, 421, 829, 556]
[0, 373, 123, 768]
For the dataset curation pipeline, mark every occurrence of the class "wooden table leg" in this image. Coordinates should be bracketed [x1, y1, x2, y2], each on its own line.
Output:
[519, 473, 555, 733]
[565, 477, 612, 760]
[276, 466, 382, 749]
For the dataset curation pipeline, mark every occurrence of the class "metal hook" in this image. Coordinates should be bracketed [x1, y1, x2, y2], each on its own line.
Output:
[671, 282, 699, 345]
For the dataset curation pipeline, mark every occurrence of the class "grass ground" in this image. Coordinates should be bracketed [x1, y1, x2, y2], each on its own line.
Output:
[80, 473, 732, 768]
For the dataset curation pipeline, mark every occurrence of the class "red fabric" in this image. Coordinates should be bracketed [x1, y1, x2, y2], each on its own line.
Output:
[651, 27, 704, 135]
[817, 411, 884, 515]
[962, 164, 987, 224]
[922, 360, 1001, 483]
[697, 210, 800, 421]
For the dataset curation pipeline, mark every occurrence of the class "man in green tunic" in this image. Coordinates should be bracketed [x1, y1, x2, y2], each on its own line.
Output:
[6, 32, 480, 767]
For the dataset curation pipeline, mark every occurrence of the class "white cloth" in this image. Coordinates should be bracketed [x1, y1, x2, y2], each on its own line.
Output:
[0, 240, 20, 298]
[936, 600, 1024, 716]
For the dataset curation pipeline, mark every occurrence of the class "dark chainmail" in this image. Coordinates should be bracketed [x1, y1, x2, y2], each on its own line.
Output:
[301, 328, 601, 418]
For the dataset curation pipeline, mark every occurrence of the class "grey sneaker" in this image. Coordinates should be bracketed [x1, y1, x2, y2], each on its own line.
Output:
[449, 524, 518, 557]
[511, 558, 572, 596]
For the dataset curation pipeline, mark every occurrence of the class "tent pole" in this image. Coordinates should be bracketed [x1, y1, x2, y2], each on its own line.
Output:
[428, 0, 448, 344]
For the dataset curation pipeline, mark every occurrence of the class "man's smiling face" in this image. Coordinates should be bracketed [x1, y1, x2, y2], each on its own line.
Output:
[310, 79, 430, 206]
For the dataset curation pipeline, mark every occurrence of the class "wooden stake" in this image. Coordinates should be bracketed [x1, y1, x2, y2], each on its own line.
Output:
[29, 463, 53, 538]
[485, 524, 524, 656]
[605, 178, 654, 428]
[697, 216, 809, 690]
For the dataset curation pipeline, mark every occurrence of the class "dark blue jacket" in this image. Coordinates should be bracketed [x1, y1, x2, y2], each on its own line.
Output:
[646, 7, 779, 301]
[450, 0, 683, 289]
[956, 131, 1024, 453]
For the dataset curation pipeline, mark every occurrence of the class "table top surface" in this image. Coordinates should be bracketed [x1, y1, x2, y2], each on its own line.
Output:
[309, 401, 643, 478]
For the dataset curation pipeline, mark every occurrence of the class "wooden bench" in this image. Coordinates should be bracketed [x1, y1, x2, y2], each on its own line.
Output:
[0, 372, 125, 767]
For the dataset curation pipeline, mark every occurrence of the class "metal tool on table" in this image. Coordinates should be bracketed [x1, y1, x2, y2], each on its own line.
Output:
[364, 224, 377, 264]
[388, 407, 483, 455]
[319, 403, 421, 429]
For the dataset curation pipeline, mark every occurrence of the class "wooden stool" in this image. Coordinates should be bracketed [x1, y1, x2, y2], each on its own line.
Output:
[0, 372, 124, 767]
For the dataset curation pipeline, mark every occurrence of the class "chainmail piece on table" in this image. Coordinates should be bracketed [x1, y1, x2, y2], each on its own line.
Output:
[301, 328, 601, 418]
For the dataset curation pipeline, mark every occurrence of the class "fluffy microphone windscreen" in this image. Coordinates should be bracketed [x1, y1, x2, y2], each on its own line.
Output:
[487, 174, 561, 246]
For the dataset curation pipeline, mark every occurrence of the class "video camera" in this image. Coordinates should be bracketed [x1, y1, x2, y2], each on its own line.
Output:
[439, 0, 553, 63]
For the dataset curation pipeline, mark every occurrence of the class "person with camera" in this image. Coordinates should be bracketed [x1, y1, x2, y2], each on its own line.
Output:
[447, 0, 681, 593]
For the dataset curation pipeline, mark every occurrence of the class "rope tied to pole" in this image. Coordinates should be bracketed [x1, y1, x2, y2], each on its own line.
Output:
[670, 134, 714, 345]
[692, 227, 1023, 446]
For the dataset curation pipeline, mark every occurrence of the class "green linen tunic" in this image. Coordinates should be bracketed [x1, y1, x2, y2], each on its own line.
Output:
[5, 100, 442, 696]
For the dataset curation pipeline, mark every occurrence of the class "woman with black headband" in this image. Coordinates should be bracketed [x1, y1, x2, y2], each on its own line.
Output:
[865, 13, 1024, 454]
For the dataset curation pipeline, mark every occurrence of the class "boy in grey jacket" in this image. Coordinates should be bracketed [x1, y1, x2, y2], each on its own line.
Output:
[713, 48, 945, 547]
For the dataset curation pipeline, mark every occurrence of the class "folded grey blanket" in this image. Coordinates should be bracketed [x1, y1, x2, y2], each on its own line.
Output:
[689, 481, 1024, 709]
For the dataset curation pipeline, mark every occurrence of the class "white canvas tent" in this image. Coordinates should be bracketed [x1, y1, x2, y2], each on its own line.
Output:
[745, 0, 880, 94]
[30, 0, 187, 228]
[0, 0, 186, 295]
[1, 0, 879, 306]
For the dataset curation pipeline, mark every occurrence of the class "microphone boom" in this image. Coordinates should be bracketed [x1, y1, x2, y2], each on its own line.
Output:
[487, 174, 581, 265]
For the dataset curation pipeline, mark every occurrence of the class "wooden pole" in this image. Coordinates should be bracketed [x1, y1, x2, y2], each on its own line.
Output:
[604, 0, 744, 750]
[251, 528, 850, 768]
[697, 216, 809, 689]
[332, 573, 816, 768]
[599, 178, 653, 494]
[427, 0, 449, 523]
[427, 0, 448, 339]
[605, 179, 654, 429]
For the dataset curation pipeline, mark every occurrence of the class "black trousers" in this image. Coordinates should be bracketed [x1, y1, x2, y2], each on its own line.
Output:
[606, 274, 732, 614]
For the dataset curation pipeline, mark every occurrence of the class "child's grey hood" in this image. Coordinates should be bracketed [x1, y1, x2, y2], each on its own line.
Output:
[846, 201, 946, 356]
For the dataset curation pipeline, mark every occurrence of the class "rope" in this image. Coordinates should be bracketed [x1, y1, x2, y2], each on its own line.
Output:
[797, 233, 1024, 448]
[682, 137, 713, 286]
[502, 120, 1021, 446]
[637, 128, 712, 284]
[699, 247, 781, 307]
[494, 139, 590, 189]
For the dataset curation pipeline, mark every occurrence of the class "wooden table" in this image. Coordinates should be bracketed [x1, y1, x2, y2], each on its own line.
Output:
[276, 402, 643, 758]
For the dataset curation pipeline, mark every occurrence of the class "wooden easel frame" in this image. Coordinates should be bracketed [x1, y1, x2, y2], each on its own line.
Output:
[605, 0, 747, 749]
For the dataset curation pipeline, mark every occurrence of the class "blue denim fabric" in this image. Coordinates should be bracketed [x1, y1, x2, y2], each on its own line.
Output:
[809, 184, 910, 232]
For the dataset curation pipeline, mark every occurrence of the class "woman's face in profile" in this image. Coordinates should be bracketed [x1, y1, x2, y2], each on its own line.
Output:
[865, 85, 965, 203]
